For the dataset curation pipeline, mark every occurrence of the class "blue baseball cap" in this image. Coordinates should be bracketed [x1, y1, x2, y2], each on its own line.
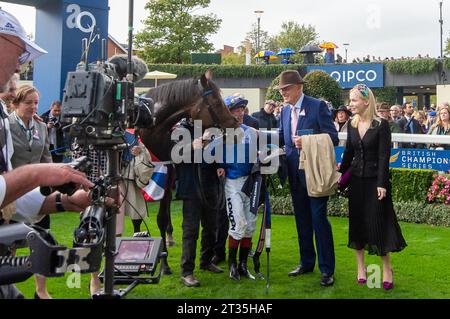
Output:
[429, 111, 437, 116]
[224, 95, 248, 110]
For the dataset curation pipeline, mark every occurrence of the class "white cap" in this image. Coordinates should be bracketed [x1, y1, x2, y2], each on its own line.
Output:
[0, 8, 47, 64]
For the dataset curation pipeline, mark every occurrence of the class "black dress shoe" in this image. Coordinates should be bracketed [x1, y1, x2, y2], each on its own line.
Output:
[288, 265, 314, 277]
[200, 263, 224, 273]
[181, 274, 200, 287]
[320, 273, 335, 287]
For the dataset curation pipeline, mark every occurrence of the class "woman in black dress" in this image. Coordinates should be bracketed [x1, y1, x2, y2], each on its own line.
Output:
[339, 84, 407, 290]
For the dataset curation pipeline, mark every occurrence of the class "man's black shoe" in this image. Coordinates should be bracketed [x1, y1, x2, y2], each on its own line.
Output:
[288, 265, 314, 277]
[320, 273, 334, 287]
[200, 263, 224, 273]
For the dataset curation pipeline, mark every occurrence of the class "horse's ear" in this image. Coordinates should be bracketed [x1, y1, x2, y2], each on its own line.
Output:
[200, 73, 208, 88]
[205, 69, 213, 80]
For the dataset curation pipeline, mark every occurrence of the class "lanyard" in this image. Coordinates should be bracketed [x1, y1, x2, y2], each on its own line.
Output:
[14, 113, 35, 144]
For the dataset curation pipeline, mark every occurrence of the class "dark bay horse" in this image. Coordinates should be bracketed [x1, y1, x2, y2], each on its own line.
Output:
[139, 72, 238, 274]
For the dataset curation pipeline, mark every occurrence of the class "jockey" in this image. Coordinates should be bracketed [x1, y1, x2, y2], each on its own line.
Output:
[217, 95, 259, 281]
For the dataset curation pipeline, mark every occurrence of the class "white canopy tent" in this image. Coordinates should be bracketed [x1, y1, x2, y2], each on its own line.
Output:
[144, 70, 177, 87]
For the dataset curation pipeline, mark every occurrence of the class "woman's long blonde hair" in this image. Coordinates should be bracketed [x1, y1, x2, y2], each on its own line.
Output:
[350, 84, 379, 128]
[431, 107, 450, 130]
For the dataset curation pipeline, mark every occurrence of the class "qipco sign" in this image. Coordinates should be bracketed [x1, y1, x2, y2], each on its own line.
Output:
[306, 63, 384, 89]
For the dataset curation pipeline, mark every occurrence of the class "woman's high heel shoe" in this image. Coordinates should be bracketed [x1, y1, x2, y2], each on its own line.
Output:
[357, 268, 367, 285]
[382, 269, 394, 290]
[357, 277, 367, 285]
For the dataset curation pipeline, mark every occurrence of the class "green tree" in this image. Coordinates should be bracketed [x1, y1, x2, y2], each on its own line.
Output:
[268, 21, 319, 63]
[303, 70, 342, 107]
[221, 52, 246, 65]
[135, 0, 221, 64]
[241, 23, 271, 58]
[373, 87, 397, 105]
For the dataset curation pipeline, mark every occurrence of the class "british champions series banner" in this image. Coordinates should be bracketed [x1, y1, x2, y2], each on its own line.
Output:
[335, 147, 450, 172]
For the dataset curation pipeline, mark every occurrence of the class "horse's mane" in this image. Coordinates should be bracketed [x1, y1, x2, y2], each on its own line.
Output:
[147, 78, 199, 105]
[145, 77, 221, 126]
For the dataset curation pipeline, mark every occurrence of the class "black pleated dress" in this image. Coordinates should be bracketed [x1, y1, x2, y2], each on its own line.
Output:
[340, 119, 407, 256]
[347, 175, 407, 255]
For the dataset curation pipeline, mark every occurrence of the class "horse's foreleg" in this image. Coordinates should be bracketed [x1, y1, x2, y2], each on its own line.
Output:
[165, 187, 175, 246]
[157, 196, 172, 275]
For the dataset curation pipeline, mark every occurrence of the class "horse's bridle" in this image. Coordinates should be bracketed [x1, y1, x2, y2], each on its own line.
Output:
[197, 80, 223, 128]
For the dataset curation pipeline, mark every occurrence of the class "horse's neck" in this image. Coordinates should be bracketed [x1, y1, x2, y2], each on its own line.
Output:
[154, 103, 190, 130]
[141, 108, 191, 162]
[141, 127, 173, 162]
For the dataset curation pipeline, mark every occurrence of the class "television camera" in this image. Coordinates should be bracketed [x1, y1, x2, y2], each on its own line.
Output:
[0, 0, 164, 299]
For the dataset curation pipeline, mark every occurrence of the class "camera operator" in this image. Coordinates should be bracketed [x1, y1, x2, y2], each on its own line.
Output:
[41, 100, 65, 163]
[0, 8, 96, 298]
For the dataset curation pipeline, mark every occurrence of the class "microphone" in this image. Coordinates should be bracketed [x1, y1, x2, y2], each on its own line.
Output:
[108, 54, 148, 83]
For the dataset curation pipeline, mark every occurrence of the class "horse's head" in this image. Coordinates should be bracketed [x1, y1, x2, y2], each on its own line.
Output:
[192, 72, 239, 129]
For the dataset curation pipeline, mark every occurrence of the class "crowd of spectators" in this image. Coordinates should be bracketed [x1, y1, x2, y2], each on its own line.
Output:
[338, 54, 435, 64]
[335, 100, 450, 149]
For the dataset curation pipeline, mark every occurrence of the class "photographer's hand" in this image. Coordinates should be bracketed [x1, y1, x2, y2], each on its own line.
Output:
[33, 114, 43, 123]
[2, 163, 94, 209]
[38, 189, 91, 215]
[37, 164, 94, 189]
[65, 190, 92, 211]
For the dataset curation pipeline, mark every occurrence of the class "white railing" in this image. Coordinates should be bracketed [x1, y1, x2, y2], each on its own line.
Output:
[338, 132, 450, 148]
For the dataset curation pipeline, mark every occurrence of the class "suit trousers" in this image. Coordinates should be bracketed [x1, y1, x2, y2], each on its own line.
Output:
[180, 198, 217, 277]
[289, 169, 335, 275]
[213, 201, 229, 260]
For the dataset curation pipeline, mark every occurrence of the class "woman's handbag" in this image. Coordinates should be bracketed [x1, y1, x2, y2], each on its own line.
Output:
[338, 169, 351, 190]
[337, 169, 350, 197]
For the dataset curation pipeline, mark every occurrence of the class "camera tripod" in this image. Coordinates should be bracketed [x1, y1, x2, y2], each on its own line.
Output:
[73, 142, 163, 299]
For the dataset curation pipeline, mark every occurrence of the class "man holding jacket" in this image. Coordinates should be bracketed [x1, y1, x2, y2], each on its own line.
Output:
[277, 70, 338, 287]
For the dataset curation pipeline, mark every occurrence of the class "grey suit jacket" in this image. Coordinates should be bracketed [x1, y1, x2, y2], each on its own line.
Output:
[8, 114, 52, 168]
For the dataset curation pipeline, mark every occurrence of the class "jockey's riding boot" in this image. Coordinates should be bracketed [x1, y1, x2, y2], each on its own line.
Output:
[228, 247, 240, 281]
[238, 247, 256, 280]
